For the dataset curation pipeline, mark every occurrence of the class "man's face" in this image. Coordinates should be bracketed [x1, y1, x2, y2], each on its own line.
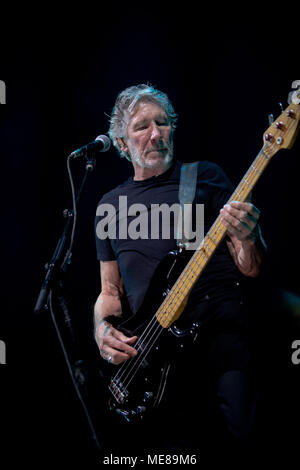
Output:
[123, 101, 173, 169]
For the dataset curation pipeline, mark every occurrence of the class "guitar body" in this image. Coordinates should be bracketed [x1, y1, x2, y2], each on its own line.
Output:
[107, 249, 199, 422]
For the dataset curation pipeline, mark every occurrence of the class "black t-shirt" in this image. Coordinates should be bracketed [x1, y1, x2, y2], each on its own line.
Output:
[95, 160, 240, 316]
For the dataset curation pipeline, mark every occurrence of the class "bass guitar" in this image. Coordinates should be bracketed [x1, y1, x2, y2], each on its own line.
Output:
[106, 82, 300, 422]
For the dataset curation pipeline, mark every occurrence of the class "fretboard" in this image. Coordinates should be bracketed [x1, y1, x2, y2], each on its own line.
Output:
[155, 143, 273, 328]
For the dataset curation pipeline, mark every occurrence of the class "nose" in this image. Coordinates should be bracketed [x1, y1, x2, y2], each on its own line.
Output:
[150, 123, 162, 143]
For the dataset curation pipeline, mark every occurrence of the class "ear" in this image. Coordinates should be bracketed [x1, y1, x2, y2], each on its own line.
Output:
[116, 137, 128, 153]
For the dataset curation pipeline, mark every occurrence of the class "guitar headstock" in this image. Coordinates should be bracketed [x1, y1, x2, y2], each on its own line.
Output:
[263, 81, 300, 154]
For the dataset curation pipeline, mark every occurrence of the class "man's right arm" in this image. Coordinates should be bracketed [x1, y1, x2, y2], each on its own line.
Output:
[94, 260, 138, 365]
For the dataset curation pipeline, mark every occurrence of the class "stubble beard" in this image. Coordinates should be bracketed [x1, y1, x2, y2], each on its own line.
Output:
[129, 141, 174, 170]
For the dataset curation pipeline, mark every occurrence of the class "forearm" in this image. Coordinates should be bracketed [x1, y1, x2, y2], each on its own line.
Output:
[94, 260, 137, 364]
[220, 200, 267, 278]
[238, 227, 266, 277]
[94, 291, 122, 332]
[94, 291, 137, 365]
[227, 225, 266, 277]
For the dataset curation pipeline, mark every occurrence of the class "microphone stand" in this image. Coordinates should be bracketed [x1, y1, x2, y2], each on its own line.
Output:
[34, 156, 95, 313]
[34, 152, 102, 453]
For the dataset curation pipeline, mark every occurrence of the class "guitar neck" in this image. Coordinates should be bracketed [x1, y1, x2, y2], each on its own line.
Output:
[156, 143, 272, 328]
[156, 92, 300, 328]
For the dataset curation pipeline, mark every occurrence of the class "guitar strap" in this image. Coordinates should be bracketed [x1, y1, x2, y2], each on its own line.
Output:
[177, 161, 199, 249]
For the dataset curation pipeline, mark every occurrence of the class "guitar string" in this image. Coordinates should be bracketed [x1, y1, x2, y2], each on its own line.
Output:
[110, 250, 208, 392]
[110, 310, 170, 402]
[112, 244, 209, 386]
[110, 141, 273, 394]
[111, 141, 274, 394]
[112, 141, 274, 391]
[110, 117, 298, 396]
[127, 114, 298, 382]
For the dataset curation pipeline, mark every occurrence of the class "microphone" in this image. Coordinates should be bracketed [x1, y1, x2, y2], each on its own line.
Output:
[69, 135, 111, 158]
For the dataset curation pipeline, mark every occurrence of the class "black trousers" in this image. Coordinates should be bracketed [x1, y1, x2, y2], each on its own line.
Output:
[165, 288, 257, 454]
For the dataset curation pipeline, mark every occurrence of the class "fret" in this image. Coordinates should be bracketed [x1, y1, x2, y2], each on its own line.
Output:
[185, 266, 198, 281]
[203, 241, 212, 254]
[207, 231, 217, 245]
[157, 299, 178, 323]
[190, 259, 200, 272]
[174, 272, 195, 299]
[192, 258, 205, 277]
[188, 264, 198, 278]
[178, 275, 192, 292]
[166, 291, 181, 308]
[157, 141, 278, 328]
[163, 304, 176, 319]
[184, 277, 194, 291]
[191, 256, 202, 271]
[157, 311, 171, 327]
[196, 248, 209, 264]
[172, 284, 186, 300]
[250, 164, 261, 175]
[162, 300, 176, 317]
[261, 149, 270, 160]
[212, 221, 226, 238]
[243, 178, 252, 188]
[163, 289, 183, 313]
[191, 257, 205, 277]
[233, 189, 242, 200]
[197, 248, 210, 264]
[153, 97, 300, 330]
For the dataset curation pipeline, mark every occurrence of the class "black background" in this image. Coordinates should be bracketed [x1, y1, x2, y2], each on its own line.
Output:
[1, 8, 299, 467]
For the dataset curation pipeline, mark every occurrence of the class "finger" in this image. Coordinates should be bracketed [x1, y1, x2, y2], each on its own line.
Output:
[101, 345, 132, 365]
[113, 328, 137, 344]
[222, 204, 248, 222]
[222, 206, 257, 228]
[220, 207, 240, 229]
[124, 336, 138, 345]
[229, 201, 261, 217]
[221, 209, 252, 237]
[105, 335, 138, 357]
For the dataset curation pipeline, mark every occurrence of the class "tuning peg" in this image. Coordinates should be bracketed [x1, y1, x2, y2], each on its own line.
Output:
[268, 113, 274, 126]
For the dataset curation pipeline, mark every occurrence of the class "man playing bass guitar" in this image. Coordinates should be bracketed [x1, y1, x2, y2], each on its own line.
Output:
[93, 84, 266, 458]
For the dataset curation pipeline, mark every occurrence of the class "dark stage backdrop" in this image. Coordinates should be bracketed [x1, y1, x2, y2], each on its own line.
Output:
[0, 11, 299, 466]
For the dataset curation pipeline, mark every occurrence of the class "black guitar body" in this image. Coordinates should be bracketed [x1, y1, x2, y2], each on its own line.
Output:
[107, 249, 200, 422]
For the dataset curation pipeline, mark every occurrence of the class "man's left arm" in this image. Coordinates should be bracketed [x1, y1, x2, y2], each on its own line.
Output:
[220, 200, 266, 278]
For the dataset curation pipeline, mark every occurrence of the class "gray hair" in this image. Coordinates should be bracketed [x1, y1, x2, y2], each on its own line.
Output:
[108, 84, 178, 161]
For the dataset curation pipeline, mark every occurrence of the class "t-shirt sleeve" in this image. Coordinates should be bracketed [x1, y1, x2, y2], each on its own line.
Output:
[94, 197, 116, 261]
